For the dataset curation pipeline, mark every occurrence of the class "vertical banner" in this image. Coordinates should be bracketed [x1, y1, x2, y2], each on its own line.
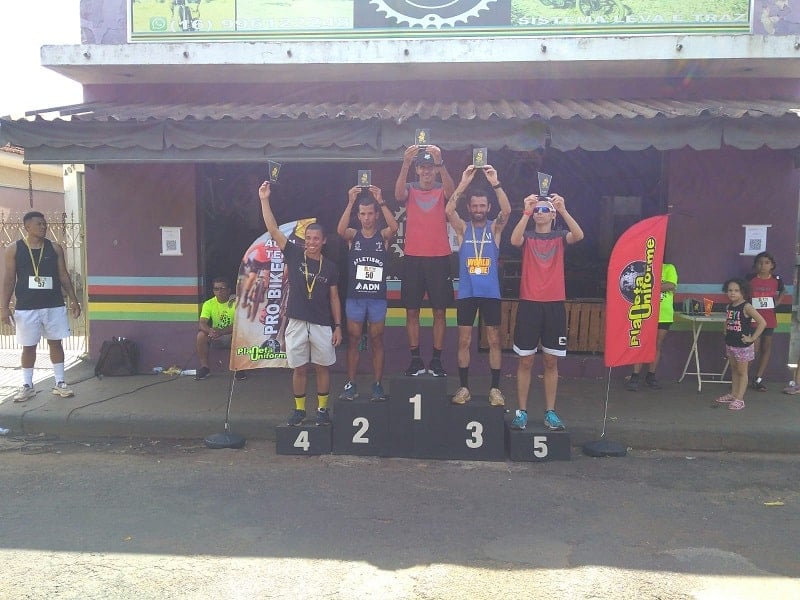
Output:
[230, 218, 316, 371]
[604, 215, 669, 368]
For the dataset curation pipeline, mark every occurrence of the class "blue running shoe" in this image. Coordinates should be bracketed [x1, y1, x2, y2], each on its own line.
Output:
[316, 408, 331, 426]
[510, 409, 527, 430]
[371, 381, 387, 402]
[339, 381, 358, 401]
[287, 409, 306, 426]
[544, 409, 565, 431]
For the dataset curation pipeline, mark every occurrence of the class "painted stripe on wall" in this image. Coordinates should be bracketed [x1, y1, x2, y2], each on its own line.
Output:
[88, 276, 199, 286]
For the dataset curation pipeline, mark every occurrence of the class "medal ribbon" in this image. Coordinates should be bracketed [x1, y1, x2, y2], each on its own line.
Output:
[470, 223, 487, 263]
[24, 238, 45, 281]
[304, 253, 323, 299]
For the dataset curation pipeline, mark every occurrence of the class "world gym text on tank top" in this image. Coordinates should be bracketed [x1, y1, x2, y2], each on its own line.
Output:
[457, 221, 500, 299]
[14, 238, 65, 310]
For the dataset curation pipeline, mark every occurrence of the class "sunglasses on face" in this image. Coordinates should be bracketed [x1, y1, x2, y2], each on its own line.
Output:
[533, 206, 553, 214]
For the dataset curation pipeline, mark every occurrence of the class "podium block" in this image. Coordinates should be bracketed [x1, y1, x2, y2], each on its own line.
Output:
[332, 399, 390, 456]
[276, 424, 332, 456]
[506, 421, 571, 462]
[443, 399, 506, 461]
[387, 375, 450, 459]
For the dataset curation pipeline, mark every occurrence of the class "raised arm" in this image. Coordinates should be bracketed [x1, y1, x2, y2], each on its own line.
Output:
[372, 186, 399, 242]
[259, 181, 288, 250]
[446, 165, 478, 241]
[394, 145, 418, 203]
[551, 194, 584, 245]
[427, 145, 455, 198]
[337, 186, 360, 243]
[483, 165, 511, 241]
[510, 195, 537, 247]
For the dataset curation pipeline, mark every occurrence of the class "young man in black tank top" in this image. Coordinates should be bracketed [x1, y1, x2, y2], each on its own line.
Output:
[1, 212, 81, 401]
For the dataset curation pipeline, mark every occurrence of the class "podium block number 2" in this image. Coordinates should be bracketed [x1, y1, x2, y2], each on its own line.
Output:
[466, 421, 484, 448]
[293, 430, 310, 452]
[352, 417, 370, 444]
[409, 393, 422, 420]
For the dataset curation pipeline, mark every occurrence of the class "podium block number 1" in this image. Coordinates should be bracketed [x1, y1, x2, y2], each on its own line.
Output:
[352, 417, 370, 444]
[293, 430, 310, 452]
[466, 421, 484, 448]
[409, 393, 422, 420]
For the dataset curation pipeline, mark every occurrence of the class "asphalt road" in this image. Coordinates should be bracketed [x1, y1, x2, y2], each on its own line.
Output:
[0, 436, 798, 599]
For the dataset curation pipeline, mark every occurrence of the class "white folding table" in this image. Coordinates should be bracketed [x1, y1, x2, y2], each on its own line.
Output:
[677, 313, 730, 392]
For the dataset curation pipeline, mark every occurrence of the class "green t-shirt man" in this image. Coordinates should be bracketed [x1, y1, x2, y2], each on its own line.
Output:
[200, 296, 235, 331]
[658, 263, 678, 324]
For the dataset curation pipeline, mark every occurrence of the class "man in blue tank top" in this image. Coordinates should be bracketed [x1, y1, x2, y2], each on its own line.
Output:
[336, 185, 399, 401]
[1, 212, 82, 402]
[445, 165, 511, 406]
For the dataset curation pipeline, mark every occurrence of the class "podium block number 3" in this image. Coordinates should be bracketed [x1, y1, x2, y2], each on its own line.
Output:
[466, 420, 484, 448]
[352, 417, 370, 444]
[409, 393, 422, 420]
[533, 436, 548, 458]
[293, 430, 310, 452]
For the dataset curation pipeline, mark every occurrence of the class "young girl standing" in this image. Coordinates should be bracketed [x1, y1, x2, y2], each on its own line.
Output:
[717, 278, 766, 410]
[746, 252, 784, 391]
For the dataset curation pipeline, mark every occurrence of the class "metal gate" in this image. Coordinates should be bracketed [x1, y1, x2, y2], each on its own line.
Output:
[0, 211, 87, 354]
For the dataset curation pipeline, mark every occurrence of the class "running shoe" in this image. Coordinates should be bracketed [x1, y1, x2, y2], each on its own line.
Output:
[644, 374, 662, 389]
[316, 408, 331, 426]
[626, 374, 640, 391]
[751, 378, 767, 392]
[428, 358, 447, 377]
[371, 382, 387, 402]
[783, 382, 800, 395]
[339, 381, 358, 401]
[13, 384, 36, 403]
[510, 409, 528, 430]
[51, 381, 74, 398]
[287, 409, 306, 426]
[404, 357, 427, 377]
[544, 409, 566, 431]
[488, 387, 505, 407]
[234, 370, 248, 381]
[194, 366, 211, 380]
[451, 387, 471, 405]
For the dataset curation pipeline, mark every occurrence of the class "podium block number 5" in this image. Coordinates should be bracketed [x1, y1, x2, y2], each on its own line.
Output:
[533, 436, 548, 458]
[466, 420, 484, 448]
[409, 393, 422, 420]
[293, 430, 310, 452]
[352, 417, 370, 444]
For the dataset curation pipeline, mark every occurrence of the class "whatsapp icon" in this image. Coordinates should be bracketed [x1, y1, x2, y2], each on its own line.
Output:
[150, 16, 168, 31]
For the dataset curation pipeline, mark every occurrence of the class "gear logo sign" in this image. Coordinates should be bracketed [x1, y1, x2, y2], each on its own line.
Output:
[369, 0, 498, 28]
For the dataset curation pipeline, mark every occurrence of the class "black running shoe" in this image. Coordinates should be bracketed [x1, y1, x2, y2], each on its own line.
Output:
[404, 357, 426, 377]
[194, 366, 211, 380]
[428, 358, 447, 377]
[287, 409, 306, 426]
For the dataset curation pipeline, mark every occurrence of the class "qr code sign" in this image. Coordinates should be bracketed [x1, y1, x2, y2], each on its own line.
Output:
[749, 238, 763, 251]
[166, 240, 178, 251]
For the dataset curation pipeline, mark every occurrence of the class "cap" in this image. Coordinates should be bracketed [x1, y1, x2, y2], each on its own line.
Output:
[415, 152, 435, 165]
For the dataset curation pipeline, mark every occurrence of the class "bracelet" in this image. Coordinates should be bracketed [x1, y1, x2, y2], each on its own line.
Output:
[334, 324, 341, 328]
[492, 183, 503, 190]
[523, 210, 533, 217]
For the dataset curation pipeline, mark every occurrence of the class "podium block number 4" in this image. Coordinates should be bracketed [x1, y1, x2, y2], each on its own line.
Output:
[352, 417, 370, 444]
[533, 436, 548, 458]
[409, 393, 422, 420]
[293, 430, 310, 452]
[466, 421, 484, 448]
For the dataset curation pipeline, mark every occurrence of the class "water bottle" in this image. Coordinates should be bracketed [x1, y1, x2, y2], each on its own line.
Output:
[180, 369, 197, 376]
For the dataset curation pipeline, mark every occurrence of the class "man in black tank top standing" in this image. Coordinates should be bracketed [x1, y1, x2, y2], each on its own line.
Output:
[1, 212, 82, 402]
[336, 185, 398, 402]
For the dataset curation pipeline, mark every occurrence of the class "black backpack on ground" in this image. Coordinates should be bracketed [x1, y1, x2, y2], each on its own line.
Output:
[95, 338, 140, 377]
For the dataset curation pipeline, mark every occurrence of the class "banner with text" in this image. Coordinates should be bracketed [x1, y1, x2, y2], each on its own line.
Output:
[604, 215, 668, 368]
[129, 0, 751, 41]
[230, 218, 316, 371]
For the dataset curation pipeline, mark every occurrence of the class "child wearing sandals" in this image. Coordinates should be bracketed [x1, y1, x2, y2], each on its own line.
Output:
[717, 278, 766, 410]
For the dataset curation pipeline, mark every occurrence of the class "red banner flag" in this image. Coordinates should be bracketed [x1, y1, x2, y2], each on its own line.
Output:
[604, 215, 669, 368]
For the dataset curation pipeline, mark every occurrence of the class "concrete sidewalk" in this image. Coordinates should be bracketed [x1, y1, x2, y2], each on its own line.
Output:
[1, 356, 799, 454]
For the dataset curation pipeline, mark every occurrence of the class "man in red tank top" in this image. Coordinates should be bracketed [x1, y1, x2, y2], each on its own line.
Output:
[394, 145, 455, 377]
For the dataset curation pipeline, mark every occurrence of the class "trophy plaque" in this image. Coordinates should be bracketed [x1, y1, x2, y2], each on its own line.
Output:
[538, 172, 552, 197]
[415, 128, 430, 148]
[473, 148, 488, 168]
[357, 170, 372, 189]
[268, 160, 282, 184]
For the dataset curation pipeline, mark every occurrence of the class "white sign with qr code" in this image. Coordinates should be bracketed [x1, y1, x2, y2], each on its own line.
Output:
[160, 226, 183, 256]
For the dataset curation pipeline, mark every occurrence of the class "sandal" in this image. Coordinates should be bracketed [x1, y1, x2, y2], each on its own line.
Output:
[728, 398, 745, 411]
[715, 394, 734, 403]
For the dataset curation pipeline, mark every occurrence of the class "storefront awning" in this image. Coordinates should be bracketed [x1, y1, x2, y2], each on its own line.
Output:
[2, 98, 799, 163]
